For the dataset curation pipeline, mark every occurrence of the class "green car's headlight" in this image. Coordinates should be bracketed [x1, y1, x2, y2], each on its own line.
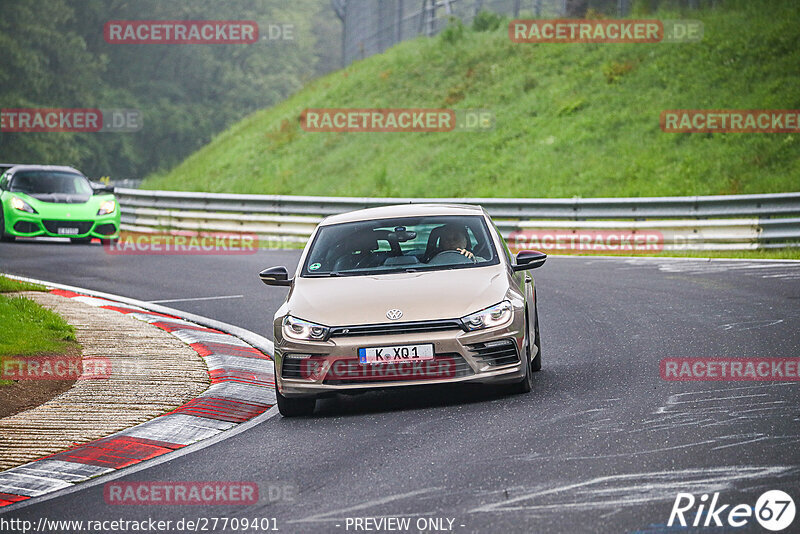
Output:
[97, 199, 116, 215]
[282, 316, 329, 341]
[11, 196, 37, 214]
[460, 300, 514, 331]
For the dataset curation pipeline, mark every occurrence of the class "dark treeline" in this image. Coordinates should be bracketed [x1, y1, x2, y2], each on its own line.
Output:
[0, 0, 340, 180]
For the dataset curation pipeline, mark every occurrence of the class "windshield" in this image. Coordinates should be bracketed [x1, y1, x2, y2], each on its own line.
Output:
[301, 215, 499, 277]
[10, 171, 92, 195]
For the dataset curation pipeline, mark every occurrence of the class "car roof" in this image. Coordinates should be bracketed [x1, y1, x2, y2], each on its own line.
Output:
[320, 203, 487, 226]
[5, 164, 84, 175]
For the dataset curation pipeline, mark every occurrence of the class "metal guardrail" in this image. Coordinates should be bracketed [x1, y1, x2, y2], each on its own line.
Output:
[116, 189, 800, 251]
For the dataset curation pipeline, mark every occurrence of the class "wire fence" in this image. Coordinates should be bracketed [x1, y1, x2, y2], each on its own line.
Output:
[334, 0, 721, 65]
[337, 0, 566, 65]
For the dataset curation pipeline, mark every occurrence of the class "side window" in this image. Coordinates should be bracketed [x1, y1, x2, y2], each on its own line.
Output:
[0, 173, 7, 191]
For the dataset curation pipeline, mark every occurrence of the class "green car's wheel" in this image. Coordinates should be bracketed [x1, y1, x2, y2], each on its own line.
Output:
[0, 210, 15, 242]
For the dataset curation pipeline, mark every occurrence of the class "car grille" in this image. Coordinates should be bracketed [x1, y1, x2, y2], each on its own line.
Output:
[328, 319, 463, 338]
[95, 223, 117, 235]
[13, 221, 40, 233]
[43, 220, 93, 235]
[281, 357, 316, 379]
[467, 339, 519, 367]
[282, 354, 474, 384]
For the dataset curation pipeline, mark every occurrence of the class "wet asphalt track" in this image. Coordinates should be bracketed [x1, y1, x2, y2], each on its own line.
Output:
[1, 240, 799, 533]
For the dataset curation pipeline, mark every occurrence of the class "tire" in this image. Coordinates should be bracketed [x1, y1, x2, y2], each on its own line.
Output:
[509, 307, 533, 394]
[531, 300, 542, 372]
[276, 389, 316, 417]
[0, 210, 14, 242]
[70, 237, 92, 244]
[100, 238, 119, 246]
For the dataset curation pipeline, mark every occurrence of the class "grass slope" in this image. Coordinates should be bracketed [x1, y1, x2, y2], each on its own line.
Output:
[143, 1, 800, 198]
[0, 276, 46, 293]
[0, 276, 75, 385]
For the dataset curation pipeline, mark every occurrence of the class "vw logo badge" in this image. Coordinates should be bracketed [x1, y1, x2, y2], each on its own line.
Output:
[386, 309, 403, 320]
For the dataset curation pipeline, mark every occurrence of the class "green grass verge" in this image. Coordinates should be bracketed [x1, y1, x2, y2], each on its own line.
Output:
[650, 248, 800, 260]
[0, 293, 77, 385]
[0, 275, 46, 293]
[545, 248, 800, 260]
[143, 0, 800, 199]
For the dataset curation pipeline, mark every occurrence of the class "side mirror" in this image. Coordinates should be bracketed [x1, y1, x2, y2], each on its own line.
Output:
[91, 182, 115, 195]
[259, 266, 293, 287]
[513, 250, 547, 271]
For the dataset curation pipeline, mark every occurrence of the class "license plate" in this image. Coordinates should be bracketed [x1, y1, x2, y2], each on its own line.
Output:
[358, 344, 434, 364]
[57, 227, 80, 235]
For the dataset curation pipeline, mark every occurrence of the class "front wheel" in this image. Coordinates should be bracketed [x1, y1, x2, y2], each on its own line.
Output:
[509, 308, 533, 394]
[276, 389, 316, 417]
[0, 211, 14, 242]
[531, 300, 541, 372]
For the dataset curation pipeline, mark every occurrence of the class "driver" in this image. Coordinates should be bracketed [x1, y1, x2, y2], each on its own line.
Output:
[438, 224, 475, 260]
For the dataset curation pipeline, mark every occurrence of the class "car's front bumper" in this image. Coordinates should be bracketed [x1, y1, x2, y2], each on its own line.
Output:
[274, 312, 527, 398]
[4, 210, 120, 240]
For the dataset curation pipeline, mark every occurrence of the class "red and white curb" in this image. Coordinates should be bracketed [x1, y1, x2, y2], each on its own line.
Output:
[0, 286, 275, 508]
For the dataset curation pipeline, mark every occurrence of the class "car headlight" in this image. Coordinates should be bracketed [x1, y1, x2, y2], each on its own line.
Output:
[10, 196, 37, 214]
[460, 300, 514, 331]
[282, 316, 329, 341]
[97, 199, 116, 215]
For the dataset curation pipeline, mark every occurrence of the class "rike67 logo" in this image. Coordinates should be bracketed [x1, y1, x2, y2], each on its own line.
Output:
[668, 490, 795, 531]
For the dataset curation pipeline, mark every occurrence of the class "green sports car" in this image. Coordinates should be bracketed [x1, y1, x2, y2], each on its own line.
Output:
[0, 164, 120, 244]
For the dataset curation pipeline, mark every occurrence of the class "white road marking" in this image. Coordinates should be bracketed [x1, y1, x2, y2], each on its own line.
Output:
[621, 258, 800, 279]
[469, 466, 793, 513]
[557, 440, 719, 461]
[720, 319, 784, 330]
[149, 294, 244, 304]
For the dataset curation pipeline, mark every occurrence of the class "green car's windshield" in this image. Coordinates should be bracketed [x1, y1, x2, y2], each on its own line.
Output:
[301, 215, 499, 277]
[10, 171, 92, 196]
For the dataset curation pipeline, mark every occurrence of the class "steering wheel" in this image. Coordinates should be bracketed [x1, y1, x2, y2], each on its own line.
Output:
[429, 250, 476, 265]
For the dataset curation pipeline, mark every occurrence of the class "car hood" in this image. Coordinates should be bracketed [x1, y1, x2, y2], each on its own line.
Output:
[26, 192, 91, 204]
[287, 264, 510, 326]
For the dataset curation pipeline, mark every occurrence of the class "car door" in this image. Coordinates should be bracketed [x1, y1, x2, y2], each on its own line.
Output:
[488, 214, 534, 337]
